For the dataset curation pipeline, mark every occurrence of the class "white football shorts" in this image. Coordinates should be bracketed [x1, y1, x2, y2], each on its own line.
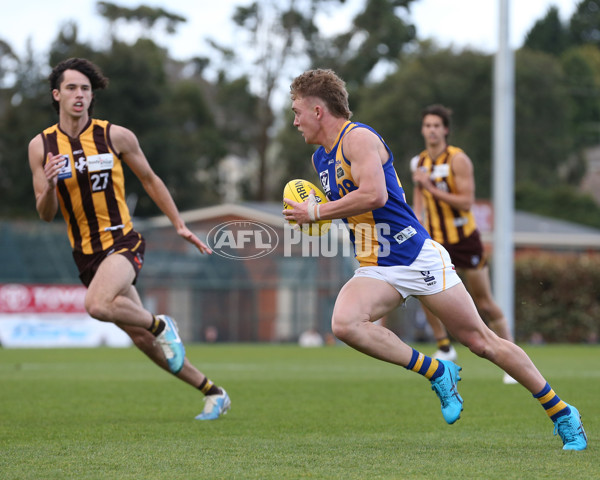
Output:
[352, 239, 462, 299]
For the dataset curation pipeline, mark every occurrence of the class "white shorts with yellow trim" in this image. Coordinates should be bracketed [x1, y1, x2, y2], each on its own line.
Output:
[352, 239, 462, 299]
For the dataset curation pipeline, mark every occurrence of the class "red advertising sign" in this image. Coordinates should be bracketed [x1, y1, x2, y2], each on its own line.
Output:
[0, 284, 87, 313]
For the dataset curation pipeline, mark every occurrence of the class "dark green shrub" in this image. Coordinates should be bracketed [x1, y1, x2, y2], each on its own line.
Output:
[514, 252, 600, 343]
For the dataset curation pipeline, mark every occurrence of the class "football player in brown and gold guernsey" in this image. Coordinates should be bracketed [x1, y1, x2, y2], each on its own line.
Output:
[412, 104, 516, 384]
[28, 57, 229, 420]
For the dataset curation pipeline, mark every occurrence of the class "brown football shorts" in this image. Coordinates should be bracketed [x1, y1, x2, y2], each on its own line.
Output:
[72, 229, 146, 287]
[443, 229, 487, 270]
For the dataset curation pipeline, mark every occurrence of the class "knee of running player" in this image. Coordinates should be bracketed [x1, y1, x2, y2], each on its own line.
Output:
[84, 296, 113, 322]
[455, 327, 499, 360]
[331, 307, 370, 343]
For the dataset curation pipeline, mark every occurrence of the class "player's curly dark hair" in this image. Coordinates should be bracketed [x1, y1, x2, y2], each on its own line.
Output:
[48, 58, 109, 115]
[290, 69, 352, 120]
[421, 104, 452, 129]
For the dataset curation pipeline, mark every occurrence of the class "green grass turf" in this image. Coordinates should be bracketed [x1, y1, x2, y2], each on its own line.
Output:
[0, 344, 598, 479]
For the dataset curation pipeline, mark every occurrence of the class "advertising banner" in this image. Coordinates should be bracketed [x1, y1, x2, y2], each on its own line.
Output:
[0, 284, 131, 348]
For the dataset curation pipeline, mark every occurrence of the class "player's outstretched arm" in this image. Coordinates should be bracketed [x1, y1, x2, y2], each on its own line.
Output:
[112, 125, 212, 255]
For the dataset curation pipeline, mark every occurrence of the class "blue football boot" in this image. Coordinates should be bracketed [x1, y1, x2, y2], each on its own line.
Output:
[430, 359, 463, 424]
[553, 405, 588, 451]
[196, 389, 231, 420]
[155, 315, 185, 374]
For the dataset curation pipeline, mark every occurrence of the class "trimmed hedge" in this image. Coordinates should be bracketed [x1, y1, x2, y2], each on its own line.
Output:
[514, 252, 600, 343]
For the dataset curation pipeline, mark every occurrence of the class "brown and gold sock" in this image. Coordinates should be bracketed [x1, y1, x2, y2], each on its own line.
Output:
[198, 377, 221, 396]
[437, 337, 452, 353]
[148, 315, 166, 337]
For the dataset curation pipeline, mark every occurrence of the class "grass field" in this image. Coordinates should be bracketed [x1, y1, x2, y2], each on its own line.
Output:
[0, 343, 598, 479]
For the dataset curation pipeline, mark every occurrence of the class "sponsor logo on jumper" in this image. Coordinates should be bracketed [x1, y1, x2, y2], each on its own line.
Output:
[394, 226, 417, 245]
[432, 164, 450, 178]
[87, 153, 114, 172]
[435, 181, 449, 192]
[57, 154, 72, 180]
[75, 157, 87, 174]
[104, 224, 125, 232]
[453, 217, 469, 227]
[320, 171, 331, 198]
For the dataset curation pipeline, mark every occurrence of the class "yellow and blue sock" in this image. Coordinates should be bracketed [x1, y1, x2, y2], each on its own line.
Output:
[404, 348, 444, 381]
[533, 382, 570, 421]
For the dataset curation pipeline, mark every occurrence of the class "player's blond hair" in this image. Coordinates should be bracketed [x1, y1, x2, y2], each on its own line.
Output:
[290, 69, 352, 120]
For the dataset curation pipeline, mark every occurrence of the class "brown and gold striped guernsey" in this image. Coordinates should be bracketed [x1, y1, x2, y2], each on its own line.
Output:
[42, 119, 133, 254]
[415, 145, 476, 245]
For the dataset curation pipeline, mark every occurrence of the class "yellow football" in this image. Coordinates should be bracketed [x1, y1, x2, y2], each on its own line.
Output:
[283, 179, 332, 236]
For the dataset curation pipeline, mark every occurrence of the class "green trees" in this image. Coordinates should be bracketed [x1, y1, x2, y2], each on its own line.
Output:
[355, 46, 493, 200]
[308, 0, 417, 88]
[1, 0, 600, 226]
[518, 0, 600, 225]
[207, 0, 417, 200]
[569, 0, 600, 47]
[0, 43, 55, 218]
[0, 3, 229, 217]
[524, 6, 570, 55]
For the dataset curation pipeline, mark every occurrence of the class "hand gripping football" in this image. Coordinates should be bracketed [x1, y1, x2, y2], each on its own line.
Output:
[283, 179, 332, 236]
